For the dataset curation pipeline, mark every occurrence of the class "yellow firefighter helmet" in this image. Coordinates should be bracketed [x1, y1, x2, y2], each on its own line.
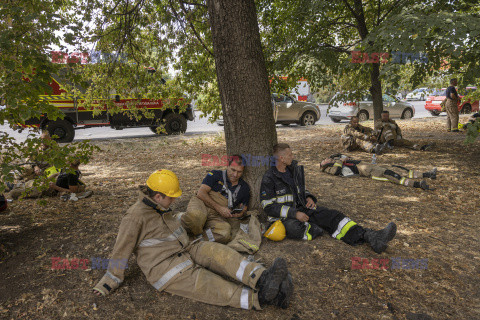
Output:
[44, 166, 60, 177]
[264, 220, 286, 241]
[146, 169, 182, 198]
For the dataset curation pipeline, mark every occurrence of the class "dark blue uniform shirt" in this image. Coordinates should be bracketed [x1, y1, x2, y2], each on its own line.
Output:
[446, 86, 458, 100]
[202, 170, 250, 208]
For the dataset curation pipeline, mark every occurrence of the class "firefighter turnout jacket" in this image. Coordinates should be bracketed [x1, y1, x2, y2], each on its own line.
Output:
[343, 123, 374, 140]
[260, 160, 317, 220]
[374, 118, 402, 142]
[93, 186, 265, 309]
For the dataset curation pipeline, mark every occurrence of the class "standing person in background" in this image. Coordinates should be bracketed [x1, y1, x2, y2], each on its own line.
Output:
[445, 78, 460, 132]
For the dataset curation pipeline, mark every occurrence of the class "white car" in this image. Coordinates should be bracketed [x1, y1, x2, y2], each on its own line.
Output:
[406, 88, 431, 101]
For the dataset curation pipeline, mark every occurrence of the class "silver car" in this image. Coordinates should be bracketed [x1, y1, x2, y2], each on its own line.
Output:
[272, 93, 321, 126]
[406, 88, 431, 101]
[328, 92, 415, 122]
[217, 94, 321, 126]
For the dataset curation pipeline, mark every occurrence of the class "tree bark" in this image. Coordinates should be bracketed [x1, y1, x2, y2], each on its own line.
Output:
[206, 0, 277, 210]
[353, 0, 383, 126]
[370, 62, 383, 123]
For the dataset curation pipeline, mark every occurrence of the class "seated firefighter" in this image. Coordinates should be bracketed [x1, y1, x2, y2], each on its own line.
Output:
[341, 116, 384, 154]
[260, 143, 397, 254]
[49, 159, 92, 200]
[375, 111, 433, 151]
[7, 158, 91, 200]
[182, 155, 251, 244]
[320, 154, 437, 190]
[93, 169, 294, 310]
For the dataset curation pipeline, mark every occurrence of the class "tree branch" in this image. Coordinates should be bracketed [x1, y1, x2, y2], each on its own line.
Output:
[377, 0, 381, 25]
[111, 0, 145, 16]
[179, 0, 206, 8]
[377, 0, 404, 25]
[341, 0, 359, 20]
[176, 0, 214, 57]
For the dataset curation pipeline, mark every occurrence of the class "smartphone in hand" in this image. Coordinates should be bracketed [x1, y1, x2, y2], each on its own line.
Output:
[231, 208, 243, 215]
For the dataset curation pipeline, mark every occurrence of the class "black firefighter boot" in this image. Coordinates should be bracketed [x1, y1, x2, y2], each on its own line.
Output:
[420, 142, 436, 151]
[385, 140, 394, 150]
[363, 222, 397, 254]
[257, 258, 288, 306]
[414, 180, 431, 190]
[374, 143, 385, 155]
[272, 272, 294, 309]
[423, 168, 437, 180]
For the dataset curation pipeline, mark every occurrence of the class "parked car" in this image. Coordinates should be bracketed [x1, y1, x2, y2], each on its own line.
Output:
[406, 88, 431, 101]
[328, 92, 415, 123]
[216, 94, 321, 126]
[424, 86, 479, 116]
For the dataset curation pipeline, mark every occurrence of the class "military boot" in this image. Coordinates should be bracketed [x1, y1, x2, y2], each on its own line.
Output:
[420, 142, 436, 151]
[423, 168, 437, 180]
[257, 258, 288, 306]
[413, 180, 431, 190]
[273, 272, 294, 309]
[374, 143, 385, 155]
[386, 140, 394, 150]
[303, 222, 323, 240]
[363, 222, 397, 254]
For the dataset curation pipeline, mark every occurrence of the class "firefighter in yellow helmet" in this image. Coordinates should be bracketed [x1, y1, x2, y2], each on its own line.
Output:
[93, 169, 293, 310]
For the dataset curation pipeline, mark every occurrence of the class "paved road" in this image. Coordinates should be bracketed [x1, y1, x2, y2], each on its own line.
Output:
[0, 101, 440, 142]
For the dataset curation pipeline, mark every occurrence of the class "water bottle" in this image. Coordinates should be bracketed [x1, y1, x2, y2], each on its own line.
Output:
[372, 154, 377, 164]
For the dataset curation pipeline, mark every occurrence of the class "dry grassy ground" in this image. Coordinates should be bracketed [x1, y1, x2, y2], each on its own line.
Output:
[1, 116, 479, 320]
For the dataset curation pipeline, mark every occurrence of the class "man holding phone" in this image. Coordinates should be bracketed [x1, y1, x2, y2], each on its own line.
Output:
[182, 155, 251, 243]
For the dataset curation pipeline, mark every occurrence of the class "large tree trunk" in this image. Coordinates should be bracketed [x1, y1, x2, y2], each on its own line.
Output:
[370, 62, 383, 125]
[206, 0, 277, 210]
[353, 0, 383, 126]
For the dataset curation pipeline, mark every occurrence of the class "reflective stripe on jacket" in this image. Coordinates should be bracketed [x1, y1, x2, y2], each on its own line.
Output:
[260, 160, 317, 220]
[93, 186, 194, 295]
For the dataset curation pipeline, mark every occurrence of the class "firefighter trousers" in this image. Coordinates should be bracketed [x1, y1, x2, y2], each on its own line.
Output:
[379, 128, 420, 150]
[163, 241, 265, 310]
[183, 192, 234, 244]
[6, 179, 61, 199]
[392, 138, 420, 150]
[446, 100, 459, 131]
[282, 206, 365, 245]
[357, 163, 423, 186]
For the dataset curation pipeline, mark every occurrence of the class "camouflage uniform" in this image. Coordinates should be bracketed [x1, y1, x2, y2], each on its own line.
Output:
[341, 123, 376, 152]
[374, 119, 420, 150]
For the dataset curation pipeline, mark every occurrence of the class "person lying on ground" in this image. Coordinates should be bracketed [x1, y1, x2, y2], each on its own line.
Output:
[320, 154, 437, 190]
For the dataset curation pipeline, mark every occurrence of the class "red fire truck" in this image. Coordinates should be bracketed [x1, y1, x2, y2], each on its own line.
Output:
[21, 73, 194, 142]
